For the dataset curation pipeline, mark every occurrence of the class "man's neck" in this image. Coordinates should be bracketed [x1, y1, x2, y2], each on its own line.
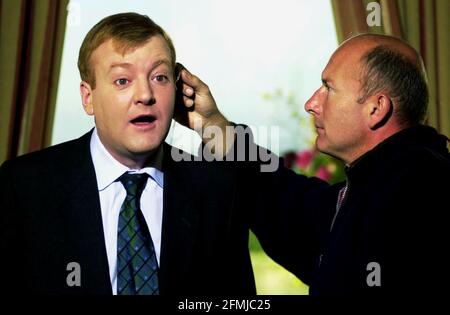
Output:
[95, 132, 164, 171]
[113, 146, 164, 171]
[346, 123, 405, 165]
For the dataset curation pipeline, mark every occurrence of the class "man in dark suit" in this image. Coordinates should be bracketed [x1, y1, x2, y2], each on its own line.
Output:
[0, 12, 265, 295]
[0, 12, 240, 295]
[0, 12, 336, 296]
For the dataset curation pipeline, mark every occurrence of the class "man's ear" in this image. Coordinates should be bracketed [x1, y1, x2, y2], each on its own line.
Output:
[367, 93, 393, 129]
[80, 81, 94, 116]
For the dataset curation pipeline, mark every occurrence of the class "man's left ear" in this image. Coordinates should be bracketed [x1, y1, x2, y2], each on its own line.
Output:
[367, 94, 393, 129]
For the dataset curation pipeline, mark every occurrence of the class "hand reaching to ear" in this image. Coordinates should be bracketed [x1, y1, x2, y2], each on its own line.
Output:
[174, 65, 227, 131]
[174, 64, 235, 158]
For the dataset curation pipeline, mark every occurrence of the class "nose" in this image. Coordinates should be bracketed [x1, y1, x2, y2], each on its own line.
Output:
[134, 78, 155, 106]
[304, 86, 324, 116]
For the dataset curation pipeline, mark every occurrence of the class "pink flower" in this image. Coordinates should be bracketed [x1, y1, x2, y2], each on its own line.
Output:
[296, 150, 315, 169]
[315, 166, 332, 181]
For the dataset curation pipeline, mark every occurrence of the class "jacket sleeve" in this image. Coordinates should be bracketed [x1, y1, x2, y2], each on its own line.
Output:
[228, 125, 340, 285]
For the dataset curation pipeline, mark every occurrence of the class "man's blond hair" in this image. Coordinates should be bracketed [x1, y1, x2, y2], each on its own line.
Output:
[78, 12, 176, 89]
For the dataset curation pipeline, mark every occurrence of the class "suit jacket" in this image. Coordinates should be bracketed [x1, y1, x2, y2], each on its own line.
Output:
[0, 130, 255, 295]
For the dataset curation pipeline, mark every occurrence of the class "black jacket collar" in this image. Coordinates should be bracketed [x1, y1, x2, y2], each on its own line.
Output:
[346, 125, 449, 179]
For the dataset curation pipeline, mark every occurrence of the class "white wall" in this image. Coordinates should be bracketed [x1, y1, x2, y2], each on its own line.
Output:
[52, 0, 337, 155]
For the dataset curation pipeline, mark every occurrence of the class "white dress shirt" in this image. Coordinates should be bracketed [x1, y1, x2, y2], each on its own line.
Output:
[90, 128, 164, 295]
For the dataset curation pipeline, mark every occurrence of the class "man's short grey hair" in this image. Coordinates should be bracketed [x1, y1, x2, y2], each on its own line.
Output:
[357, 45, 429, 126]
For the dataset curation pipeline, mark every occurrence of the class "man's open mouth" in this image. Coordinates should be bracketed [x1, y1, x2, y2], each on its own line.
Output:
[130, 115, 156, 125]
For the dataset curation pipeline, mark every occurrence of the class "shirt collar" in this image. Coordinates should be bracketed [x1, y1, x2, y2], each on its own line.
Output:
[90, 128, 164, 191]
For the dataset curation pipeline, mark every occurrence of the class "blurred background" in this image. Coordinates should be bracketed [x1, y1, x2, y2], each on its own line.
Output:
[1, 0, 448, 294]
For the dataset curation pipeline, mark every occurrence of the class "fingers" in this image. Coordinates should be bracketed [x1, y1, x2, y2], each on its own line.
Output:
[180, 68, 210, 95]
[178, 82, 195, 108]
[181, 83, 194, 97]
[175, 64, 217, 118]
[183, 95, 194, 107]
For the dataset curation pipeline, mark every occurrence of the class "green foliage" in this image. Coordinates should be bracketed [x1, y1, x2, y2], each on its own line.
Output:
[249, 231, 308, 294]
[286, 150, 345, 184]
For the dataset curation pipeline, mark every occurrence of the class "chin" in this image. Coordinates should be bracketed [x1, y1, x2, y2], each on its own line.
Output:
[127, 139, 161, 155]
[316, 141, 331, 156]
[127, 124, 169, 152]
[315, 138, 324, 151]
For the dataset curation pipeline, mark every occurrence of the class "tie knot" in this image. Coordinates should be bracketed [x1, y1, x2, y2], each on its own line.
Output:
[119, 173, 149, 196]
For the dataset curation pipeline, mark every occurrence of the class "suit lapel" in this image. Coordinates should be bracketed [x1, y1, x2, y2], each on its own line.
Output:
[55, 131, 112, 294]
[158, 144, 199, 294]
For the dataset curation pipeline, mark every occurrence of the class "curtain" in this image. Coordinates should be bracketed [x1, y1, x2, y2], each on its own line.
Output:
[330, 0, 449, 137]
[0, 0, 68, 164]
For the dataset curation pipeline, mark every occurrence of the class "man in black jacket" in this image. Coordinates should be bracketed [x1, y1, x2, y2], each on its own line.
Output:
[191, 33, 450, 295]
[300, 34, 450, 295]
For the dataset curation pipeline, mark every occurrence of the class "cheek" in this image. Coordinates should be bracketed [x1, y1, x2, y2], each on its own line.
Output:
[94, 93, 129, 127]
[159, 89, 176, 117]
[115, 91, 132, 105]
[331, 106, 363, 136]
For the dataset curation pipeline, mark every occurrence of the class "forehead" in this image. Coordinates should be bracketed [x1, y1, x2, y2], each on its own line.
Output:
[322, 45, 365, 89]
[91, 36, 172, 70]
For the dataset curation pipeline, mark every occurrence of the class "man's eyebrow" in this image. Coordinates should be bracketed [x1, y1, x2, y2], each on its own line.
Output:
[150, 59, 172, 71]
[108, 59, 172, 73]
[109, 62, 133, 73]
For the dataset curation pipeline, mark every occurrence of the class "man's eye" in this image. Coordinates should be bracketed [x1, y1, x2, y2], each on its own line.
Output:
[154, 75, 168, 82]
[115, 78, 129, 86]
